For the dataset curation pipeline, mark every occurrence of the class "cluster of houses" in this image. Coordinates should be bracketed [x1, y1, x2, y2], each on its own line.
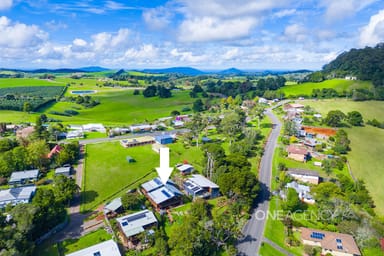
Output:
[0, 169, 39, 208]
[101, 160, 220, 249]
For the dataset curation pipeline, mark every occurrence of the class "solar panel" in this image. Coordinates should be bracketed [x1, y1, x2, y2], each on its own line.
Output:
[121, 221, 128, 226]
[337, 245, 343, 250]
[154, 178, 163, 185]
[336, 238, 342, 243]
[161, 190, 171, 198]
[126, 213, 146, 222]
[93, 252, 101, 256]
[310, 232, 325, 240]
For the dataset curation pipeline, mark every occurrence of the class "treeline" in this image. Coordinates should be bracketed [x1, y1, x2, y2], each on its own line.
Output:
[202, 76, 286, 98]
[143, 85, 172, 98]
[62, 95, 100, 108]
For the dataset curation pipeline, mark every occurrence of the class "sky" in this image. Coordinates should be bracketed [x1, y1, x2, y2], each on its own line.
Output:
[1, 0, 384, 70]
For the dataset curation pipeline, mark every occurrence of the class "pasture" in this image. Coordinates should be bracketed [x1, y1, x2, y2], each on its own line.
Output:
[0, 78, 65, 87]
[301, 99, 384, 215]
[279, 79, 372, 97]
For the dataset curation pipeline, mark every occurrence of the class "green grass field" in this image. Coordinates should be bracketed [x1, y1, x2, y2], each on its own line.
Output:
[259, 242, 286, 256]
[0, 90, 194, 125]
[82, 142, 159, 211]
[279, 79, 372, 97]
[301, 99, 384, 216]
[0, 78, 65, 87]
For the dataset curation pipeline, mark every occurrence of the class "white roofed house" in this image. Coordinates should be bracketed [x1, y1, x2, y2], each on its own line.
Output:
[0, 186, 36, 208]
[176, 164, 194, 175]
[82, 123, 106, 133]
[183, 174, 220, 199]
[285, 181, 315, 204]
[141, 178, 183, 211]
[116, 209, 158, 245]
[66, 239, 121, 256]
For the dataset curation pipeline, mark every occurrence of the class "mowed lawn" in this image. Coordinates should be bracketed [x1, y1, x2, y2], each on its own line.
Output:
[82, 142, 158, 211]
[279, 79, 372, 97]
[302, 99, 384, 215]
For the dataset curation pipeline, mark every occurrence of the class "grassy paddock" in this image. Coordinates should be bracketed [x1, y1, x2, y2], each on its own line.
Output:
[82, 142, 159, 211]
[301, 99, 384, 216]
[279, 79, 372, 97]
[0, 78, 65, 87]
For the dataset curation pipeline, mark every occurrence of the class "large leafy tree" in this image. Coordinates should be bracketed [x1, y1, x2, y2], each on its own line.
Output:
[347, 111, 364, 126]
[53, 175, 79, 205]
[324, 110, 346, 127]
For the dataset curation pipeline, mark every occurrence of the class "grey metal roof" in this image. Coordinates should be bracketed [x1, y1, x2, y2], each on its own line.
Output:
[55, 167, 71, 175]
[188, 174, 219, 189]
[287, 168, 319, 177]
[104, 197, 122, 213]
[116, 210, 157, 238]
[142, 178, 182, 205]
[9, 169, 39, 183]
[0, 186, 36, 207]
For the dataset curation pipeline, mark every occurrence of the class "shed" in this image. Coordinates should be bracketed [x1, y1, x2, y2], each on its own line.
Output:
[155, 134, 174, 145]
[126, 156, 135, 163]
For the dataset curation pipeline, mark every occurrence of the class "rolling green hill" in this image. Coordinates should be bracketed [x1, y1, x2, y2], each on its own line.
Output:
[278, 79, 372, 97]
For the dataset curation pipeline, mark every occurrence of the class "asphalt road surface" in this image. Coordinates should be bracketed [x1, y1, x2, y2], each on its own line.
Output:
[236, 108, 282, 256]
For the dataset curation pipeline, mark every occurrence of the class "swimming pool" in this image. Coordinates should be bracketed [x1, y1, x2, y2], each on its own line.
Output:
[71, 90, 97, 95]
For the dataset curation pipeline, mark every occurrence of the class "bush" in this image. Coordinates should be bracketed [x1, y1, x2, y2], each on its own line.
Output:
[181, 107, 191, 112]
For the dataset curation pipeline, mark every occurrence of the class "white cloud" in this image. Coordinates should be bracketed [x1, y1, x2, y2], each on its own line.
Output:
[170, 48, 207, 62]
[124, 44, 158, 60]
[0, 16, 48, 48]
[91, 28, 130, 51]
[73, 38, 87, 47]
[321, 0, 377, 22]
[0, 0, 13, 10]
[179, 17, 257, 42]
[45, 20, 68, 31]
[222, 48, 239, 60]
[143, 7, 173, 30]
[360, 9, 384, 46]
[282, 23, 307, 42]
[273, 9, 297, 18]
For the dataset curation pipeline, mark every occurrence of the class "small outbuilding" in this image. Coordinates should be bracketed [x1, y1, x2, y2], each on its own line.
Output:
[55, 166, 71, 177]
[126, 156, 135, 163]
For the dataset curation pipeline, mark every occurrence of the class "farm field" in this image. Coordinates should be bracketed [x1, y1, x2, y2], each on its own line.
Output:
[279, 79, 372, 97]
[301, 99, 384, 215]
[0, 77, 65, 87]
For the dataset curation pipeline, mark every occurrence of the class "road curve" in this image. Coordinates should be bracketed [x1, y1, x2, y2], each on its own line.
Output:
[236, 108, 282, 256]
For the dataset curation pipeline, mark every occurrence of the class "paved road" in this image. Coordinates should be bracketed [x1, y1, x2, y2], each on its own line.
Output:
[236, 108, 282, 256]
[77, 129, 190, 145]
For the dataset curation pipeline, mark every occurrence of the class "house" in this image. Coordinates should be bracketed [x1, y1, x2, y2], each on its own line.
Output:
[155, 134, 174, 145]
[104, 197, 123, 217]
[283, 103, 304, 112]
[129, 124, 156, 133]
[120, 136, 155, 148]
[0, 186, 36, 208]
[176, 164, 194, 175]
[345, 76, 357, 80]
[285, 181, 315, 204]
[9, 169, 39, 185]
[172, 120, 184, 128]
[66, 239, 121, 256]
[286, 145, 310, 162]
[55, 166, 71, 177]
[66, 130, 84, 139]
[301, 227, 361, 256]
[82, 123, 106, 133]
[47, 145, 62, 158]
[16, 126, 35, 139]
[116, 210, 157, 243]
[304, 138, 317, 148]
[287, 168, 320, 185]
[183, 174, 220, 199]
[302, 126, 337, 140]
[141, 178, 183, 211]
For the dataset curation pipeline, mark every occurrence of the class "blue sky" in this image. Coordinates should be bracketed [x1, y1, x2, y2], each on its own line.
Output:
[0, 0, 384, 70]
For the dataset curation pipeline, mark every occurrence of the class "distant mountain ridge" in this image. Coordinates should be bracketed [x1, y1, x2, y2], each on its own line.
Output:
[142, 67, 206, 75]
